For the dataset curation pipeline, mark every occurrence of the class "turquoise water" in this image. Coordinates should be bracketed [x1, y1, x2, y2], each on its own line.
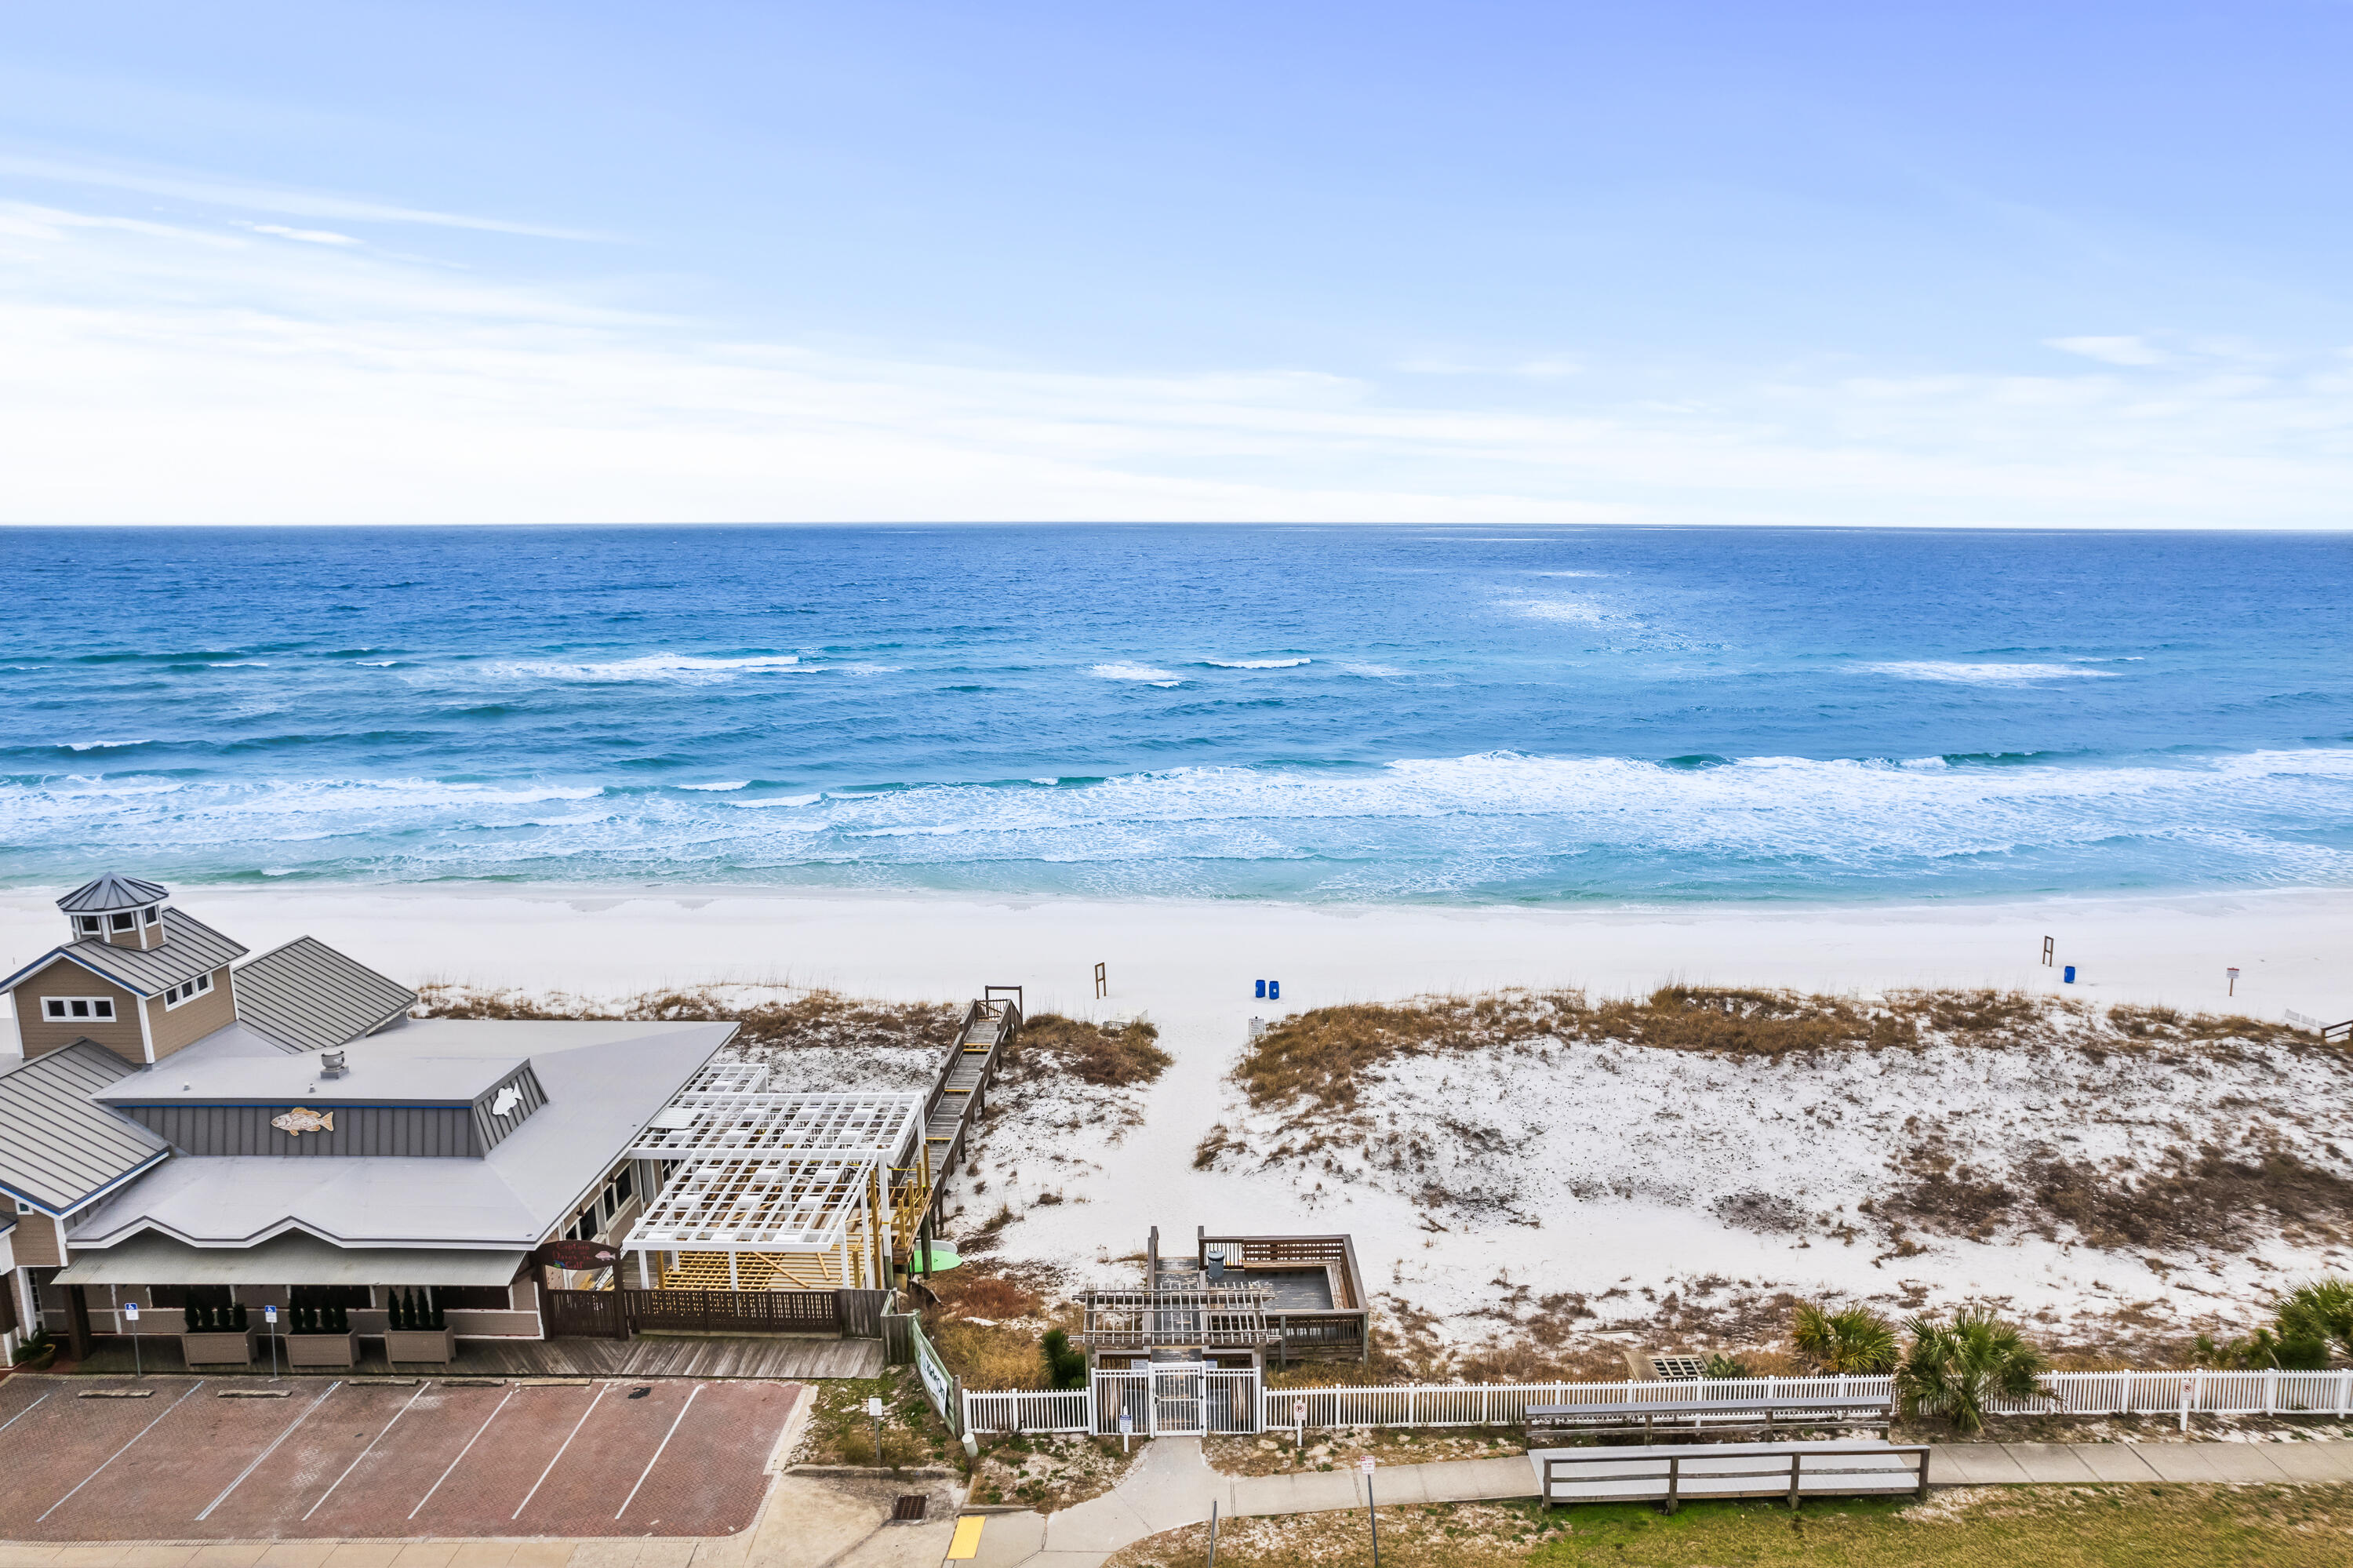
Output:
[3, 524, 2350, 903]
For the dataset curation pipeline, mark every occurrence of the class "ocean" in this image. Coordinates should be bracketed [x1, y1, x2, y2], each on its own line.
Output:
[3, 524, 2350, 904]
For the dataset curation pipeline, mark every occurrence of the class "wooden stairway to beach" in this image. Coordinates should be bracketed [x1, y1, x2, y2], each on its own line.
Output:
[903, 988, 1021, 1250]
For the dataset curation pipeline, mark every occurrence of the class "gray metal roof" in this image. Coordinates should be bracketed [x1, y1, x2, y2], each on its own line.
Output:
[96, 1046, 528, 1106]
[56, 875, 169, 913]
[68, 1019, 735, 1250]
[232, 937, 418, 1053]
[0, 908, 251, 999]
[0, 1042, 171, 1214]
[55, 1231, 527, 1285]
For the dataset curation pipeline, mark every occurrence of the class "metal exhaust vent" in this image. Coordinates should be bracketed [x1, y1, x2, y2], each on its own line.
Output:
[318, 1049, 348, 1079]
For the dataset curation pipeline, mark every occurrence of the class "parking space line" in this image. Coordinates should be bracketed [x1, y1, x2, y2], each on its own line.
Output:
[511, 1381, 611, 1519]
[36, 1380, 205, 1522]
[614, 1384, 700, 1519]
[0, 1392, 51, 1435]
[304, 1381, 431, 1521]
[196, 1380, 341, 1520]
[409, 1384, 518, 1520]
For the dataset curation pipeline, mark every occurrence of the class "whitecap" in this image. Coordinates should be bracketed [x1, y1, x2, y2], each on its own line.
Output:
[1867, 661, 2120, 686]
[677, 780, 750, 791]
[1203, 657, 1311, 669]
[1090, 662, 1184, 686]
[728, 793, 823, 809]
[1340, 663, 1405, 678]
[64, 740, 151, 751]
[476, 653, 812, 684]
[1506, 599, 1614, 625]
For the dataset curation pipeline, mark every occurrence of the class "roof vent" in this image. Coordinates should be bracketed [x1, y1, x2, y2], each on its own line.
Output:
[318, 1049, 349, 1080]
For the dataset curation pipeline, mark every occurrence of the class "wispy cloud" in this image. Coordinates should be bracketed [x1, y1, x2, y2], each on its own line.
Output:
[0, 151, 602, 241]
[2048, 334, 2169, 367]
[1, 182, 2349, 527]
[242, 221, 361, 246]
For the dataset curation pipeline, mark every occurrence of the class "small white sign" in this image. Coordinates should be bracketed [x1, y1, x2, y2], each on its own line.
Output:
[1358, 1456, 1376, 1474]
[1119, 1414, 1134, 1435]
[864, 1396, 886, 1418]
[122, 1301, 139, 1322]
[1291, 1398, 1308, 1422]
[264, 1304, 278, 1323]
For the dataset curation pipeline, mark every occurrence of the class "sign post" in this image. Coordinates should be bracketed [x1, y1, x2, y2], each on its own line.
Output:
[1359, 1457, 1378, 1566]
[866, 1395, 886, 1468]
[1292, 1397, 1307, 1450]
[2228, 966, 2241, 996]
[122, 1301, 140, 1377]
[1119, 1412, 1133, 1455]
[264, 1303, 278, 1378]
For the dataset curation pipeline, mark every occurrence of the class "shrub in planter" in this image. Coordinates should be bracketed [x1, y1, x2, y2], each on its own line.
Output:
[11, 1329, 56, 1369]
[231, 1301, 249, 1330]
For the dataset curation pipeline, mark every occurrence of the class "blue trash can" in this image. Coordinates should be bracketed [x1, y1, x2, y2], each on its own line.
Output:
[1255, 979, 1266, 999]
[2063, 965, 2076, 984]
[1268, 980, 1280, 1000]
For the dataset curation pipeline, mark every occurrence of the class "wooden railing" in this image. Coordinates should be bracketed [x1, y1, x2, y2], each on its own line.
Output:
[543, 1286, 892, 1340]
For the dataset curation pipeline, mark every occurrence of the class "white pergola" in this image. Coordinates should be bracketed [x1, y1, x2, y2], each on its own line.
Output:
[622, 1067, 926, 1291]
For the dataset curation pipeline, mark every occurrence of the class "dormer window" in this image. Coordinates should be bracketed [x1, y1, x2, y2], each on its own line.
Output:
[110, 911, 135, 931]
[42, 997, 116, 1020]
[77, 916, 100, 936]
[142, 906, 159, 926]
[162, 973, 213, 1008]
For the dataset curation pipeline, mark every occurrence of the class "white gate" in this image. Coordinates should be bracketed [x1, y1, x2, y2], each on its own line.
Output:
[1093, 1363, 1260, 1436]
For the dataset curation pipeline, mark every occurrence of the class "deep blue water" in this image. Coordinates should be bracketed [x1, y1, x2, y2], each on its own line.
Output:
[3, 524, 2351, 903]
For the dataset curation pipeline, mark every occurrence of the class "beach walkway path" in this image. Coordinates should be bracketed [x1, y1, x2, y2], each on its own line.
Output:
[951, 1435, 2353, 1566]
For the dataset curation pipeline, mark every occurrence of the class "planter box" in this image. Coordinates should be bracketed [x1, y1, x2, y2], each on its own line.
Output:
[285, 1331, 358, 1369]
[181, 1329, 258, 1366]
[384, 1326, 456, 1364]
[12, 1348, 56, 1373]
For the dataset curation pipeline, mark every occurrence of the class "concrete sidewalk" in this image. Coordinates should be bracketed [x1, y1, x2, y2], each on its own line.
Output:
[952, 1436, 2353, 1567]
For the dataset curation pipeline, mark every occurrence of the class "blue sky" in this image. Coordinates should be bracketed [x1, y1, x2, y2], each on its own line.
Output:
[2, 2, 2350, 525]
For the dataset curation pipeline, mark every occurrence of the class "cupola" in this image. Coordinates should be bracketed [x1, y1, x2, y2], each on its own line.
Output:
[57, 873, 170, 951]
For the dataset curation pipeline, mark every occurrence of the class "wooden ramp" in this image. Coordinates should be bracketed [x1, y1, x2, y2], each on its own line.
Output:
[904, 988, 1021, 1253]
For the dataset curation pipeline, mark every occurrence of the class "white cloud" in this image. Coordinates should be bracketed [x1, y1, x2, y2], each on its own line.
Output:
[0, 152, 601, 240]
[242, 222, 361, 246]
[2047, 334, 2169, 366]
[0, 187, 2349, 527]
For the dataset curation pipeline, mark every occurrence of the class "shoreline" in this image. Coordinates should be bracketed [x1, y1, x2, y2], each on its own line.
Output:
[4, 880, 2344, 1024]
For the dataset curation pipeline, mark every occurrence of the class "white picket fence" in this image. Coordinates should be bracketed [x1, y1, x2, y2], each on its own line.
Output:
[963, 1369, 2353, 1439]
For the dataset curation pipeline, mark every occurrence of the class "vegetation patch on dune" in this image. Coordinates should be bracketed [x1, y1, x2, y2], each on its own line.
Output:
[1232, 987, 2315, 1119]
[1006, 1013, 1173, 1088]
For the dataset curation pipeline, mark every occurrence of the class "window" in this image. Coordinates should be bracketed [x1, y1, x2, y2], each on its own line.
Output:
[75, 916, 100, 936]
[162, 973, 214, 1008]
[142, 906, 159, 926]
[109, 911, 134, 932]
[42, 997, 116, 1021]
[289, 1284, 373, 1311]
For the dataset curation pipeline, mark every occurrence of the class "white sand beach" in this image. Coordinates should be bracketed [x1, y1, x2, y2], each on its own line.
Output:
[9, 882, 2349, 1360]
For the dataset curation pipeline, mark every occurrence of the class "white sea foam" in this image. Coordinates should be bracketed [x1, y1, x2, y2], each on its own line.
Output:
[1866, 661, 2119, 685]
[1090, 662, 1184, 686]
[63, 740, 151, 751]
[677, 780, 750, 791]
[475, 653, 813, 684]
[1340, 663, 1406, 678]
[1506, 598, 1614, 625]
[1203, 657, 1311, 669]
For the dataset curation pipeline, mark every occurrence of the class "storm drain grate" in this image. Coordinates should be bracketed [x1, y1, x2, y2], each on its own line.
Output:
[1650, 1355, 1708, 1381]
[890, 1495, 929, 1523]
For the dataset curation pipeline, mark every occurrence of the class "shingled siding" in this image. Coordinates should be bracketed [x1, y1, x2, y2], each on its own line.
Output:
[117, 1101, 486, 1156]
[11, 959, 144, 1063]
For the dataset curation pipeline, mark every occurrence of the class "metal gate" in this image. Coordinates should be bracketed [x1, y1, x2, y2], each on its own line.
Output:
[1093, 1363, 1260, 1437]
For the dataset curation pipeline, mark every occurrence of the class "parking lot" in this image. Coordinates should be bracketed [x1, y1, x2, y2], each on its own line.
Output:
[0, 1376, 800, 1541]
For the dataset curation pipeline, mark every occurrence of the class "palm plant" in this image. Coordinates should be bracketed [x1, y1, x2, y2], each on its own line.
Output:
[1790, 1301, 1898, 1374]
[2275, 1278, 2353, 1363]
[1896, 1310, 2049, 1433]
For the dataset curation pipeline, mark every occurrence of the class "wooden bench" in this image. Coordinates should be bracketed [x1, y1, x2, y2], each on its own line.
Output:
[1533, 1440, 1929, 1512]
[1526, 1393, 1893, 1443]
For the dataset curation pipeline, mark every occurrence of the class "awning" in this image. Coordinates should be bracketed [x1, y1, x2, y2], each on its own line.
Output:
[53, 1231, 528, 1288]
